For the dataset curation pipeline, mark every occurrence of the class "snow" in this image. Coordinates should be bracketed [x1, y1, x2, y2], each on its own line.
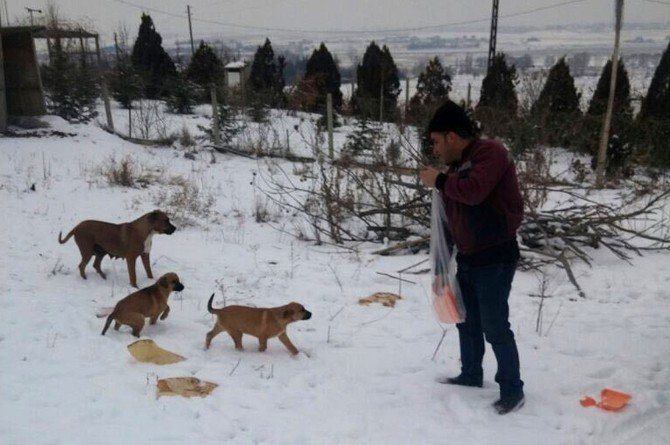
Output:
[1, 105, 670, 445]
[225, 61, 247, 70]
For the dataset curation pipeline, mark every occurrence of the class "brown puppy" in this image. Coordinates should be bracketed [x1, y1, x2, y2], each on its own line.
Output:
[59, 210, 176, 288]
[205, 294, 312, 355]
[101, 272, 184, 337]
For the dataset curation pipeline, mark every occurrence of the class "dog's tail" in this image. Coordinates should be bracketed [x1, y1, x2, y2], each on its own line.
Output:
[58, 229, 75, 244]
[207, 293, 217, 314]
[101, 312, 116, 335]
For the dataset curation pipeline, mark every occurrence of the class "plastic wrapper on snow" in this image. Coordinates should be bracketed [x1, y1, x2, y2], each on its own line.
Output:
[157, 377, 218, 399]
[359, 292, 402, 307]
[580, 388, 632, 411]
[429, 189, 466, 324]
[127, 339, 186, 365]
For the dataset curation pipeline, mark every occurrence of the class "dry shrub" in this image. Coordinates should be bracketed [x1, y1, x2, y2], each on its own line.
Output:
[152, 177, 215, 226]
[100, 156, 159, 188]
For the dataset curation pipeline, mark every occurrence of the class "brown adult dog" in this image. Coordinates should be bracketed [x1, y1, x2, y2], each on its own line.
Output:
[205, 294, 312, 355]
[59, 210, 176, 288]
[101, 272, 185, 337]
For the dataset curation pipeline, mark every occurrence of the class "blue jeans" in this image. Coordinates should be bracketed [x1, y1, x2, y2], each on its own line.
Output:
[455, 261, 524, 398]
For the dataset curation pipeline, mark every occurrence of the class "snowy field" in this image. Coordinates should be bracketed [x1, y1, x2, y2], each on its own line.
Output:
[1, 103, 670, 445]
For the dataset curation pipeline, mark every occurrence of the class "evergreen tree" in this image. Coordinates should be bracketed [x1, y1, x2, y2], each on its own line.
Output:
[533, 57, 580, 116]
[582, 59, 634, 173]
[42, 39, 99, 123]
[408, 56, 452, 124]
[477, 53, 518, 113]
[638, 41, 670, 166]
[587, 59, 632, 121]
[352, 42, 400, 122]
[198, 102, 241, 146]
[343, 116, 383, 156]
[249, 38, 285, 108]
[165, 73, 197, 114]
[640, 40, 670, 120]
[131, 13, 177, 99]
[475, 53, 518, 137]
[296, 43, 343, 114]
[110, 51, 144, 109]
[531, 57, 581, 147]
[186, 41, 223, 88]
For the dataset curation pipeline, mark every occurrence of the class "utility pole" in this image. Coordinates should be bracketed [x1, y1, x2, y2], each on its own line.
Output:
[327, 93, 334, 159]
[487, 0, 499, 74]
[25, 7, 42, 27]
[379, 66, 384, 122]
[595, 0, 624, 188]
[187, 5, 195, 56]
[113, 32, 120, 63]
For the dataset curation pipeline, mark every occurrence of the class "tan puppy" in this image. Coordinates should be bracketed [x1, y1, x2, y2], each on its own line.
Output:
[59, 210, 176, 288]
[101, 272, 185, 337]
[205, 294, 312, 355]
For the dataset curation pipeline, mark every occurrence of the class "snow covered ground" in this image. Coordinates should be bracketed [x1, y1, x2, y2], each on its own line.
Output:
[1, 107, 670, 445]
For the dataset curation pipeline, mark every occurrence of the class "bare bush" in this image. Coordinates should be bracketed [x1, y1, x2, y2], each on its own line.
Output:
[255, 120, 426, 245]
[132, 100, 174, 141]
[151, 177, 215, 226]
[99, 156, 159, 188]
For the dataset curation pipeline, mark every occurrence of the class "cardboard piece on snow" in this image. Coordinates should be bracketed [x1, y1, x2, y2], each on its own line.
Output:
[157, 377, 218, 398]
[127, 339, 186, 365]
[358, 292, 402, 308]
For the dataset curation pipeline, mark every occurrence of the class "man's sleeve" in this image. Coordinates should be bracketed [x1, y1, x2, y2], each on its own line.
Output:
[441, 145, 511, 205]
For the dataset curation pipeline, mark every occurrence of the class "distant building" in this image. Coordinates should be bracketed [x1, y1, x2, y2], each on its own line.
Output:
[224, 60, 250, 89]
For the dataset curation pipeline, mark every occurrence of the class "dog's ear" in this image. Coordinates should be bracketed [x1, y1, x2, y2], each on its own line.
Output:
[158, 276, 169, 288]
[282, 309, 294, 319]
[148, 210, 161, 222]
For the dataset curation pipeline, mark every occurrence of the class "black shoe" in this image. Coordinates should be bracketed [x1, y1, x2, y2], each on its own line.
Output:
[492, 394, 525, 415]
[437, 374, 483, 388]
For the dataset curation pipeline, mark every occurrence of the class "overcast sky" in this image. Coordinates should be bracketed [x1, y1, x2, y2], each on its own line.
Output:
[3, 0, 670, 43]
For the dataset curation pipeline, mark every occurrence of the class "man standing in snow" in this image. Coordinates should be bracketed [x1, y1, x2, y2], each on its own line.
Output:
[419, 101, 525, 415]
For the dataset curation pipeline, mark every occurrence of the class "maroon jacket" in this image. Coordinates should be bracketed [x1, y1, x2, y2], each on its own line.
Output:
[436, 138, 523, 260]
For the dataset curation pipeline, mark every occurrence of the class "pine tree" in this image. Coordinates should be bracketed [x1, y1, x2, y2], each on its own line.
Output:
[198, 103, 241, 146]
[110, 51, 144, 109]
[533, 57, 580, 116]
[531, 57, 581, 147]
[42, 39, 99, 123]
[131, 13, 177, 99]
[352, 42, 400, 122]
[477, 53, 518, 113]
[582, 59, 634, 174]
[638, 41, 670, 166]
[408, 56, 452, 124]
[296, 43, 343, 114]
[343, 116, 383, 156]
[587, 59, 632, 121]
[249, 38, 285, 108]
[164, 72, 197, 114]
[475, 53, 518, 137]
[186, 41, 223, 88]
[640, 40, 670, 120]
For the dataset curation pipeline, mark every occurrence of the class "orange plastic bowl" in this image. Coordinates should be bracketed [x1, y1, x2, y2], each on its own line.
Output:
[599, 388, 632, 411]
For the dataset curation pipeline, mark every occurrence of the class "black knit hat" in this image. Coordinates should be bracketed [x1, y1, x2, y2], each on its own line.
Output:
[426, 101, 477, 138]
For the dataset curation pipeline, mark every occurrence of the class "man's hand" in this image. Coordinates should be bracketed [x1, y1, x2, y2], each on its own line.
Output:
[419, 166, 440, 188]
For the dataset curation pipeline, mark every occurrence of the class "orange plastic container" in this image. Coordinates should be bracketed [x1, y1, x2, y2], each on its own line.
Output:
[599, 388, 632, 411]
[580, 388, 632, 411]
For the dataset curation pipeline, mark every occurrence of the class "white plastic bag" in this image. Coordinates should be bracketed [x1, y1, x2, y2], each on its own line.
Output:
[430, 189, 466, 323]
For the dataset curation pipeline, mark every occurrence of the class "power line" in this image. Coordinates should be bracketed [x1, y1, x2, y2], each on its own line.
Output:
[109, 0, 586, 36]
[643, 0, 670, 5]
[111, 0, 186, 20]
